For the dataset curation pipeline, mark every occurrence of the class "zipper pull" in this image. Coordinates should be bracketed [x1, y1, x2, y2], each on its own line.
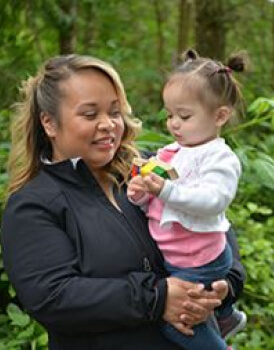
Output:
[143, 256, 152, 272]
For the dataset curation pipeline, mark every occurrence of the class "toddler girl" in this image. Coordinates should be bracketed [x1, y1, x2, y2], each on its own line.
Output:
[128, 49, 247, 350]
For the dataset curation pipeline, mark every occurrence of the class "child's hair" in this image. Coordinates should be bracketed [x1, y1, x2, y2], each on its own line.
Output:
[167, 49, 249, 119]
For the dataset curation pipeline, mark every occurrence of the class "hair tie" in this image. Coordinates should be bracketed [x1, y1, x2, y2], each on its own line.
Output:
[210, 66, 232, 77]
[218, 66, 232, 74]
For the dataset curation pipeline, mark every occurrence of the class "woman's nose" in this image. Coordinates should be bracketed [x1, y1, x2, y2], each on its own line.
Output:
[98, 115, 115, 130]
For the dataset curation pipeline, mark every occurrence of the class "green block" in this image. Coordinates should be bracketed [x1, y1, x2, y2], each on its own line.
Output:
[152, 166, 170, 179]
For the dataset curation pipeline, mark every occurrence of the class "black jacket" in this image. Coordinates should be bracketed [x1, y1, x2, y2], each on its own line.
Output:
[1, 159, 245, 350]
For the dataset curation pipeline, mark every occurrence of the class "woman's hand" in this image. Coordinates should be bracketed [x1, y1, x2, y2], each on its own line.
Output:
[163, 277, 228, 334]
[163, 277, 203, 335]
[181, 279, 228, 326]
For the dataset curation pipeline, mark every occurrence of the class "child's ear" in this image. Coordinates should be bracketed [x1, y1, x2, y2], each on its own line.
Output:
[40, 112, 57, 138]
[214, 106, 231, 127]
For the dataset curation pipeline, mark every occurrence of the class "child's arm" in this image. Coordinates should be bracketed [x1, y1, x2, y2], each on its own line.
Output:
[128, 156, 176, 205]
[158, 149, 241, 215]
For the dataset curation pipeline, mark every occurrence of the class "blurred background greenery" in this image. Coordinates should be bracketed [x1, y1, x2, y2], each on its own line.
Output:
[0, 0, 273, 349]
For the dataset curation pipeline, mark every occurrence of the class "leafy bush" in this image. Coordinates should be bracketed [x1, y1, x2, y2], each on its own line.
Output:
[0, 303, 48, 350]
[227, 203, 274, 349]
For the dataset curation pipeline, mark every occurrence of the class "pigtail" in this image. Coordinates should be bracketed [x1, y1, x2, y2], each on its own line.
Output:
[227, 51, 250, 73]
[181, 49, 199, 62]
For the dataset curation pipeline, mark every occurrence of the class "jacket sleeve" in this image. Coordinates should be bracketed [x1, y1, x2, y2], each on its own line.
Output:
[1, 191, 167, 334]
[159, 148, 241, 215]
[223, 226, 246, 303]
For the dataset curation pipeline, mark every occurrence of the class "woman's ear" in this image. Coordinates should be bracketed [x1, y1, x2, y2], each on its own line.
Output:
[214, 106, 232, 127]
[40, 113, 57, 138]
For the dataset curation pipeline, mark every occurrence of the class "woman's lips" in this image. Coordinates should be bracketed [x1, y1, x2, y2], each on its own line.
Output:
[92, 136, 115, 148]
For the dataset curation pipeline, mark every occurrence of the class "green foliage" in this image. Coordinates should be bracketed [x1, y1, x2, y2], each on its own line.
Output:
[0, 303, 48, 350]
[227, 203, 274, 349]
[0, 1, 274, 347]
[136, 128, 173, 151]
[1, 1, 273, 115]
[218, 96, 274, 349]
[231, 97, 274, 209]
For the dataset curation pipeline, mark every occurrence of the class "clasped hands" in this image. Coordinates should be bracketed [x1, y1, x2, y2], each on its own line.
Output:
[164, 277, 228, 336]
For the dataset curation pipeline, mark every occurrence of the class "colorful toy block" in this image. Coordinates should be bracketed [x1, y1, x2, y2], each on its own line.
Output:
[131, 157, 178, 180]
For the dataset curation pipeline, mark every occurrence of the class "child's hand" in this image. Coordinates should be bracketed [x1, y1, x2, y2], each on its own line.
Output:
[143, 173, 165, 196]
[127, 175, 148, 202]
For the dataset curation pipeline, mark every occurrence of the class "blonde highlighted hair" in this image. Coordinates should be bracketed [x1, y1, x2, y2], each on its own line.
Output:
[8, 54, 141, 194]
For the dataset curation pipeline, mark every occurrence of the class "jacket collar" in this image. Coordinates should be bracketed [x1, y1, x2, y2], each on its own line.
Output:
[42, 158, 98, 188]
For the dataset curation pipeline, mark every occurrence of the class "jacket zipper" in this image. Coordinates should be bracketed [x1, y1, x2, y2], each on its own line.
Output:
[115, 186, 165, 274]
[120, 210, 165, 274]
[143, 256, 152, 272]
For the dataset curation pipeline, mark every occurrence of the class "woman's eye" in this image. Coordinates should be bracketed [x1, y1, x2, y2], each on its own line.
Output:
[83, 111, 97, 119]
[111, 110, 122, 118]
[166, 114, 173, 119]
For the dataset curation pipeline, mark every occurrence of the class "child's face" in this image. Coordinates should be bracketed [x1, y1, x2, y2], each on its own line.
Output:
[163, 78, 226, 147]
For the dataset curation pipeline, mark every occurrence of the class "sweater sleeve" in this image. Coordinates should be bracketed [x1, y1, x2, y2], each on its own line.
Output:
[158, 147, 241, 215]
[1, 191, 167, 335]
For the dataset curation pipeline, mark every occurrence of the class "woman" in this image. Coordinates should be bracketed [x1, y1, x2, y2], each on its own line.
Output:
[1, 54, 245, 350]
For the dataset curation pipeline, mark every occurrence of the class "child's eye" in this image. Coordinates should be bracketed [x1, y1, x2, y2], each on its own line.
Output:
[180, 115, 191, 120]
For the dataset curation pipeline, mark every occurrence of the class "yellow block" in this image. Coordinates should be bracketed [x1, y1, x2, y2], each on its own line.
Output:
[140, 161, 157, 176]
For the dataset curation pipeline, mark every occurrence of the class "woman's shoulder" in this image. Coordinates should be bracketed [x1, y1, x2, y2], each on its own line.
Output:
[7, 170, 63, 208]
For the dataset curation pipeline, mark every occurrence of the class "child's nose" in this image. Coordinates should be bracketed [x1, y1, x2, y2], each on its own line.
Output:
[171, 116, 181, 128]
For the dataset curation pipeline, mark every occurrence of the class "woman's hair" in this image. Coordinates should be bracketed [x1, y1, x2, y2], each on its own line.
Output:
[166, 48, 249, 116]
[8, 54, 141, 194]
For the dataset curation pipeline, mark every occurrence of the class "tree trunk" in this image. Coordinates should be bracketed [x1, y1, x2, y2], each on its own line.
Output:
[58, 0, 77, 54]
[80, 1, 95, 50]
[194, 0, 226, 60]
[177, 0, 193, 63]
[153, 0, 165, 68]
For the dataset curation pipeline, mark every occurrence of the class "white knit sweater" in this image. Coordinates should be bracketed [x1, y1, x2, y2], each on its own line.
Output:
[157, 138, 241, 232]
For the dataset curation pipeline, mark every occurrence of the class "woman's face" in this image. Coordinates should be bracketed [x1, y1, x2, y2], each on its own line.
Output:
[42, 69, 125, 172]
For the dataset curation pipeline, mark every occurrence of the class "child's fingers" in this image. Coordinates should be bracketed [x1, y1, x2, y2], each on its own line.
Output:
[129, 183, 146, 192]
[128, 181, 150, 199]
[148, 172, 164, 184]
[127, 189, 135, 196]
[143, 175, 164, 195]
[129, 175, 143, 184]
[144, 173, 165, 187]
